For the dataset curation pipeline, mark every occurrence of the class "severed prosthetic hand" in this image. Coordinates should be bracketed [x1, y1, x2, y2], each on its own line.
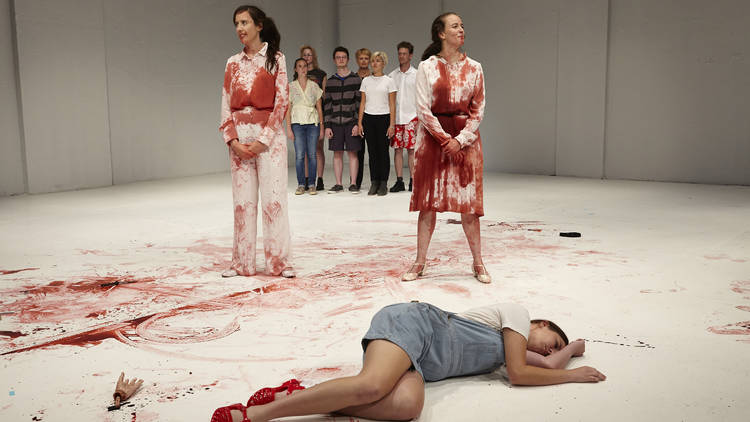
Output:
[111, 372, 144, 410]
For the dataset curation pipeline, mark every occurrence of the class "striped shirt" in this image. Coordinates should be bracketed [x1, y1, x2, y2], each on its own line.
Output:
[323, 71, 361, 126]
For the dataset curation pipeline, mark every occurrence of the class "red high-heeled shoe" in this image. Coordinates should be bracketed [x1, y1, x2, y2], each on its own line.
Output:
[246, 379, 305, 407]
[211, 403, 249, 422]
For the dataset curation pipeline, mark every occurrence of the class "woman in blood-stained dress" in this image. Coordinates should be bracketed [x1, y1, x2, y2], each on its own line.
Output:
[404, 12, 491, 284]
[219, 5, 294, 278]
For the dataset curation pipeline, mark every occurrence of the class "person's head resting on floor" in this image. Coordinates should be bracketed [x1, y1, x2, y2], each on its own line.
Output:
[527, 319, 569, 355]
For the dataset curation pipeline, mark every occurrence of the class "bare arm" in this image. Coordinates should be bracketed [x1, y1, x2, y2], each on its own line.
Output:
[387, 91, 396, 138]
[525, 339, 584, 369]
[503, 329, 605, 386]
[357, 91, 366, 137]
[316, 98, 324, 139]
[285, 99, 293, 139]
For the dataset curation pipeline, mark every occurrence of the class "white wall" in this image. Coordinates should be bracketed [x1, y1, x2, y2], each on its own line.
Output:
[15, 0, 112, 193]
[0, 0, 25, 196]
[605, 0, 750, 184]
[338, 0, 440, 74]
[4, 0, 750, 196]
[104, 0, 331, 185]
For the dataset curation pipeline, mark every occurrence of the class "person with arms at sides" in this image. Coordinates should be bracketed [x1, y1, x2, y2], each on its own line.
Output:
[300, 45, 327, 191]
[286, 57, 324, 195]
[357, 51, 397, 196]
[322, 47, 362, 194]
[354, 48, 372, 189]
[219, 5, 295, 278]
[388, 41, 418, 193]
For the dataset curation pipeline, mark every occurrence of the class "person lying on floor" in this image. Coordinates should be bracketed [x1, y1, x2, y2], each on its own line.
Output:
[212, 301, 606, 422]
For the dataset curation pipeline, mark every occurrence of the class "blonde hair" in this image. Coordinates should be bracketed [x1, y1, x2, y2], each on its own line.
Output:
[371, 51, 388, 67]
[300, 45, 320, 69]
[355, 48, 372, 58]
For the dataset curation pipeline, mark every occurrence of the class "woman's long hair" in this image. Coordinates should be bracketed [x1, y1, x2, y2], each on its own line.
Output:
[233, 5, 281, 73]
[421, 12, 456, 61]
[299, 45, 320, 70]
[292, 57, 307, 81]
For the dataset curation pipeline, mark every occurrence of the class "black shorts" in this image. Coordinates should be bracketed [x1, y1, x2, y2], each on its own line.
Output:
[328, 124, 363, 152]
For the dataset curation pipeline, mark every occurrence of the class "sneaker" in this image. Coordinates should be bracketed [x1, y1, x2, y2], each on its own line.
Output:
[294, 186, 305, 195]
[309, 186, 317, 195]
[409, 178, 413, 192]
[367, 181, 380, 196]
[377, 182, 388, 196]
[349, 184, 360, 194]
[328, 184, 343, 193]
[389, 179, 405, 192]
[316, 177, 324, 191]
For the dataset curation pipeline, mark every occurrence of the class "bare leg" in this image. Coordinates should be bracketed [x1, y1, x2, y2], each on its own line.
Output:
[239, 340, 413, 422]
[347, 150, 359, 186]
[333, 151, 343, 185]
[460, 213, 483, 265]
[394, 147, 404, 178]
[407, 149, 415, 180]
[337, 370, 424, 420]
[415, 210, 437, 264]
[316, 139, 325, 179]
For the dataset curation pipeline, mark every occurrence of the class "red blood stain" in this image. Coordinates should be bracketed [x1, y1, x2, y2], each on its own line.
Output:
[707, 321, 750, 336]
[737, 306, 750, 312]
[2, 314, 153, 355]
[434, 283, 471, 297]
[262, 201, 282, 226]
[410, 58, 484, 216]
[731, 280, 750, 295]
[0, 331, 26, 338]
[1, 267, 39, 275]
[323, 303, 374, 317]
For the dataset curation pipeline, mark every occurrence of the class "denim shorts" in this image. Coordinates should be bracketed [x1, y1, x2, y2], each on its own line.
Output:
[362, 302, 505, 382]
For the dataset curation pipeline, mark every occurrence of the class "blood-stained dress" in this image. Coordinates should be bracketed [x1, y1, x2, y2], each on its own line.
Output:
[409, 54, 486, 216]
[219, 43, 291, 276]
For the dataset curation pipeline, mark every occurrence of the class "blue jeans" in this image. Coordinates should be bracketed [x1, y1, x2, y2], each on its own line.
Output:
[292, 123, 319, 186]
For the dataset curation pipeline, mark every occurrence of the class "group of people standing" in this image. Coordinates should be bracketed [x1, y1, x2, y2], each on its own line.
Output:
[287, 44, 417, 196]
[219, 5, 490, 284]
[214, 6, 605, 422]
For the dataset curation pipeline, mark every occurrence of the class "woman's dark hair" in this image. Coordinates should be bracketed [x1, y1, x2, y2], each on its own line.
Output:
[292, 57, 307, 80]
[531, 319, 570, 346]
[233, 5, 281, 73]
[421, 12, 456, 61]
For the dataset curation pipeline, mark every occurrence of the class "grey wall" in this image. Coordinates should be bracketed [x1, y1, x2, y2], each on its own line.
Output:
[3, 0, 750, 196]
[0, 0, 25, 196]
[15, 0, 113, 193]
[605, 0, 750, 184]
[338, 0, 439, 74]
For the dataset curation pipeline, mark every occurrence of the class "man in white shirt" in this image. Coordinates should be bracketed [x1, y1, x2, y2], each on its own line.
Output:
[388, 41, 418, 192]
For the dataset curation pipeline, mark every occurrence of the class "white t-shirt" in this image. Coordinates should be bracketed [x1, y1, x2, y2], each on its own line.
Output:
[457, 303, 531, 340]
[359, 75, 397, 115]
[388, 66, 417, 124]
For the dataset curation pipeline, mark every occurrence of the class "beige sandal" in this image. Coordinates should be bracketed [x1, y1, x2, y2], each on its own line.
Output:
[473, 264, 491, 284]
[401, 263, 426, 282]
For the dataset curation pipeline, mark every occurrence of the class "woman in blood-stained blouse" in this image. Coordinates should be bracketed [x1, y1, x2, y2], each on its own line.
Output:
[403, 12, 490, 284]
[219, 5, 295, 279]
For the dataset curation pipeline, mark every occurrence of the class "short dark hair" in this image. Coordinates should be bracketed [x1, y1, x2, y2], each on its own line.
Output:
[333, 46, 349, 59]
[397, 41, 414, 54]
[531, 319, 569, 346]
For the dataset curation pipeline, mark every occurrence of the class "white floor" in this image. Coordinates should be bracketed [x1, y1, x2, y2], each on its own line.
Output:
[1, 169, 748, 422]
